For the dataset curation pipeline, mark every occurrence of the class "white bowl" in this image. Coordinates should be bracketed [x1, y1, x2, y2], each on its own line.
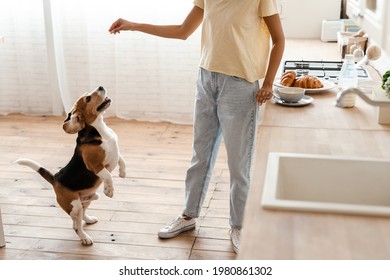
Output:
[277, 87, 305, 103]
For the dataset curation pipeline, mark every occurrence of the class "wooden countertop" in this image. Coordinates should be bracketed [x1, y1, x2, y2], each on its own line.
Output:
[239, 40, 390, 259]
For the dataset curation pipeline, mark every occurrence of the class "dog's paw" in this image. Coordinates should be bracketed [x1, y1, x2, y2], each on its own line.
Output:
[81, 235, 94, 246]
[84, 215, 98, 224]
[104, 185, 114, 198]
[119, 168, 126, 178]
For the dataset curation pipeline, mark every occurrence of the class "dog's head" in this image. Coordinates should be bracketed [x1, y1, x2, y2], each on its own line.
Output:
[63, 86, 111, 134]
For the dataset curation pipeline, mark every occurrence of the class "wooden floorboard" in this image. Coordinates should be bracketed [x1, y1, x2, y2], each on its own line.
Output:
[0, 114, 235, 260]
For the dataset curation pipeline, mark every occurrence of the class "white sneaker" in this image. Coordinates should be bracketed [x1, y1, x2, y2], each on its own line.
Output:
[158, 216, 196, 239]
[230, 228, 240, 254]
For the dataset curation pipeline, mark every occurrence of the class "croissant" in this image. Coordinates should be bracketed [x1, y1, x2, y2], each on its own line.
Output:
[280, 70, 297, 87]
[292, 75, 323, 89]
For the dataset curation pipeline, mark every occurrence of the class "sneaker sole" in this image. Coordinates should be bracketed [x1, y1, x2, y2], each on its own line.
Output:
[158, 223, 196, 239]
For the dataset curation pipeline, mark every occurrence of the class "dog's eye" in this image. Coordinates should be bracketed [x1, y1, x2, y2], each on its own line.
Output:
[86, 96, 91, 103]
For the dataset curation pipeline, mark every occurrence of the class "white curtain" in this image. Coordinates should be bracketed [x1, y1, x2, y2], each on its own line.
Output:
[0, 0, 201, 124]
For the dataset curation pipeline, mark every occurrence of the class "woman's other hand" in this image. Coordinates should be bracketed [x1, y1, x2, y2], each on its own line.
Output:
[109, 18, 134, 34]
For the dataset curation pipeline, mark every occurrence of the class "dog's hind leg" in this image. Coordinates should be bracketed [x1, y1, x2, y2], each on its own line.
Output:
[70, 199, 94, 245]
[81, 194, 99, 224]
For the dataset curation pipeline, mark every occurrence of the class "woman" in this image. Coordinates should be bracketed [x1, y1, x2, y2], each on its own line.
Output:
[109, 0, 285, 254]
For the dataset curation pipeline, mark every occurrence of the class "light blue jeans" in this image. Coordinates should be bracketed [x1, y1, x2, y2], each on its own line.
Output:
[183, 68, 259, 229]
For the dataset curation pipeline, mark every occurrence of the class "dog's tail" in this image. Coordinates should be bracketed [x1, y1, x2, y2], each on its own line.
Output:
[14, 158, 54, 186]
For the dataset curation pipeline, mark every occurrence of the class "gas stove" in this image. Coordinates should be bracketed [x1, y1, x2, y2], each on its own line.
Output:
[282, 60, 370, 83]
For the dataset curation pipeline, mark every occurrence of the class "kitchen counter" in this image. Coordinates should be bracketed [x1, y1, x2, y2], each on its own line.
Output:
[239, 39, 390, 259]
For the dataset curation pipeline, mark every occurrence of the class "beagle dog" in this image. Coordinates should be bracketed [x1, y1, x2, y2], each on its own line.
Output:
[15, 86, 126, 245]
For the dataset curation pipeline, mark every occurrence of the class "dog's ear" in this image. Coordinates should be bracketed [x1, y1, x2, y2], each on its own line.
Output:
[63, 111, 85, 134]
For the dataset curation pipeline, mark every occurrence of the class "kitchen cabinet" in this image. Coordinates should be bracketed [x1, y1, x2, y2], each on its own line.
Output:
[346, 0, 388, 52]
[277, 0, 341, 39]
[239, 39, 390, 260]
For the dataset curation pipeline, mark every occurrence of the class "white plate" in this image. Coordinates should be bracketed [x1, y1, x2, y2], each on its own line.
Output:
[272, 94, 313, 107]
[273, 79, 336, 93]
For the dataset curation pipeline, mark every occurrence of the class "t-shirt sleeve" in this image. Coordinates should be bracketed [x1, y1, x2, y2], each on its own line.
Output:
[193, 0, 204, 9]
[258, 0, 278, 17]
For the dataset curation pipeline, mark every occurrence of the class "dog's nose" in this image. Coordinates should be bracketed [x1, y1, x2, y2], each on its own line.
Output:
[98, 86, 104, 91]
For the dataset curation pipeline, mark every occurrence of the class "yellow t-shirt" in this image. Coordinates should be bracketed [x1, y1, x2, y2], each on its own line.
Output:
[193, 0, 278, 82]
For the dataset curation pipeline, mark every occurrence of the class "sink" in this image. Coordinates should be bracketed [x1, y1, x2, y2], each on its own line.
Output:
[261, 153, 390, 217]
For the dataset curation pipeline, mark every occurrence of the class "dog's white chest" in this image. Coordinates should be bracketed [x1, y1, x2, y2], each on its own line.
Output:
[92, 118, 120, 173]
[101, 130, 119, 172]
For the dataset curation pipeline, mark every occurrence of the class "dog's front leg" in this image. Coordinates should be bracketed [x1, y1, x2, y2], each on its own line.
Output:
[97, 168, 114, 198]
[118, 154, 126, 178]
[70, 199, 93, 245]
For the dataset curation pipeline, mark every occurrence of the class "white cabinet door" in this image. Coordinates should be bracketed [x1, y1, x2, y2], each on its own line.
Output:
[346, 0, 385, 46]
[280, 0, 341, 39]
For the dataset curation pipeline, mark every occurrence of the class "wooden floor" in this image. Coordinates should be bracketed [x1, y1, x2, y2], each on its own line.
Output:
[0, 114, 236, 260]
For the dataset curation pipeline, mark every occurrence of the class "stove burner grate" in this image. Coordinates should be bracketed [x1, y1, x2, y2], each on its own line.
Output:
[282, 60, 369, 82]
